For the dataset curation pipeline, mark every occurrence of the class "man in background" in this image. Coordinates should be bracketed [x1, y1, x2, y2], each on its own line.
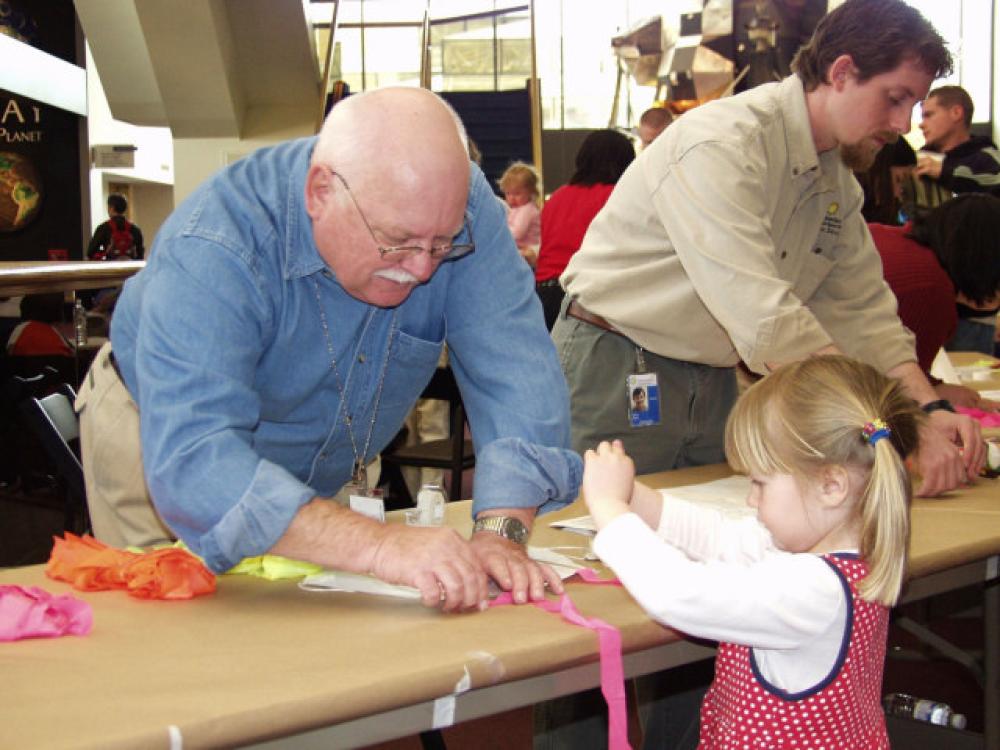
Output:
[915, 85, 1000, 353]
[636, 106, 674, 149]
[87, 194, 144, 260]
[915, 85, 1000, 196]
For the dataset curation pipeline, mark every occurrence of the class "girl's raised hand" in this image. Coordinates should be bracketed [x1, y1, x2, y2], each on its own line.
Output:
[582, 440, 636, 530]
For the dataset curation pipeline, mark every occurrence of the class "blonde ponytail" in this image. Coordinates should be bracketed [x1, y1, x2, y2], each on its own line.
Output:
[725, 355, 924, 606]
[857, 437, 912, 605]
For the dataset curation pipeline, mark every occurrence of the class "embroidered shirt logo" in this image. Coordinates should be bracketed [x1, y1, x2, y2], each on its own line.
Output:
[819, 201, 842, 240]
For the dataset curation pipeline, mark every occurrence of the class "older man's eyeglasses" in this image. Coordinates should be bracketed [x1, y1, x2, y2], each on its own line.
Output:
[327, 168, 475, 262]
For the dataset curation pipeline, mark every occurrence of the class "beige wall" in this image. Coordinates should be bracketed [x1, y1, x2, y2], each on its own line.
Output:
[172, 104, 316, 205]
[130, 182, 175, 252]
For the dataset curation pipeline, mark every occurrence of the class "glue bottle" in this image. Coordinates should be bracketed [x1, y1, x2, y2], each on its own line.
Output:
[416, 484, 446, 526]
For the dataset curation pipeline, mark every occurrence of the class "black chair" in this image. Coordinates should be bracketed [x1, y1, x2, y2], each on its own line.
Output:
[14, 376, 90, 534]
[1, 353, 78, 387]
[381, 366, 475, 502]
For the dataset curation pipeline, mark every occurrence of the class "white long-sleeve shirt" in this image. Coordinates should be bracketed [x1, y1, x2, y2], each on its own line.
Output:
[592, 493, 856, 693]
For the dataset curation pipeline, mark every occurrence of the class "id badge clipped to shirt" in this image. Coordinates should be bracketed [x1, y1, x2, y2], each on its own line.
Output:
[332, 470, 386, 523]
[627, 347, 661, 428]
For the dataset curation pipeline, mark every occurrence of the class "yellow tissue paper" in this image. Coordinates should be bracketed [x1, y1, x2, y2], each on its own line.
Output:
[225, 555, 323, 580]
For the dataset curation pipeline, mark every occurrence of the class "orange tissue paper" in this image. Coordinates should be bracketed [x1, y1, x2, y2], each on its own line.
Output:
[46, 533, 216, 600]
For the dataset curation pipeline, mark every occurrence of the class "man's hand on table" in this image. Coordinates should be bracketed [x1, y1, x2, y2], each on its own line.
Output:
[368, 524, 489, 612]
[272, 498, 489, 613]
[470, 530, 562, 604]
[935, 382, 1000, 412]
[915, 410, 986, 496]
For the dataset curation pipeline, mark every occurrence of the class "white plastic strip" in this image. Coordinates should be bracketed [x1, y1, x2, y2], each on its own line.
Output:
[432, 665, 472, 729]
[167, 725, 183, 750]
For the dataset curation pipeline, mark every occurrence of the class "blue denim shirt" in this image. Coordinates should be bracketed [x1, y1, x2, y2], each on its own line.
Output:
[110, 137, 581, 572]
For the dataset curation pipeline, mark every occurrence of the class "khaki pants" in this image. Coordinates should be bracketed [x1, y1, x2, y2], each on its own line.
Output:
[550, 298, 736, 475]
[75, 342, 174, 548]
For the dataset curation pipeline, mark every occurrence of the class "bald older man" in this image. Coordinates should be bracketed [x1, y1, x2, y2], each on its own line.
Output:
[76, 88, 581, 612]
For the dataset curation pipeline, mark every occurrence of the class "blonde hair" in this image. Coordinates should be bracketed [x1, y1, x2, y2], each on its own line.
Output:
[724, 356, 924, 606]
[498, 162, 541, 205]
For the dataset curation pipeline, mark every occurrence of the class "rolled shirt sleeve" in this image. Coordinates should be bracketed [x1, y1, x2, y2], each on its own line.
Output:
[447, 169, 582, 516]
[124, 238, 317, 573]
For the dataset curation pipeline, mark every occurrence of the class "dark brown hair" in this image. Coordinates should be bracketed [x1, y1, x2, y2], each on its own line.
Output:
[792, 0, 952, 92]
[570, 129, 635, 187]
[107, 193, 128, 214]
[926, 85, 974, 128]
[908, 194, 1000, 306]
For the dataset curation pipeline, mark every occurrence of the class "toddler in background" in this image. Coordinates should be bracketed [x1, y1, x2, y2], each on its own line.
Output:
[583, 355, 924, 749]
[498, 162, 541, 267]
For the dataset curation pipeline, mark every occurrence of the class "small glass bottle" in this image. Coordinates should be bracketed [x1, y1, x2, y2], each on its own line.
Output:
[883, 692, 967, 729]
[416, 483, 446, 526]
[73, 298, 88, 347]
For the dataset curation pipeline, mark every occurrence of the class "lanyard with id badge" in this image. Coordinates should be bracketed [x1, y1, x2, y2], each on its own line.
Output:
[314, 276, 394, 523]
[627, 346, 660, 428]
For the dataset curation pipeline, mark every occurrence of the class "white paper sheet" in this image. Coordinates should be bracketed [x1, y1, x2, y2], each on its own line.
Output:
[658, 475, 754, 517]
[550, 475, 756, 534]
[299, 546, 583, 599]
[930, 348, 961, 385]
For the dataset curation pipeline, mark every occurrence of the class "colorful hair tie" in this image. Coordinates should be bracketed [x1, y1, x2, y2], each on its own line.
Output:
[862, 418, 891, 446]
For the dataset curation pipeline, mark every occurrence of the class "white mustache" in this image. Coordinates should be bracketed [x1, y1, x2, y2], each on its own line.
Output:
[374, 268, 420, 284]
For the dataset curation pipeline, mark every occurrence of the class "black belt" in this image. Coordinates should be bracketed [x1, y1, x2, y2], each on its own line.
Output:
[107, 350, 125, 383]
[536, 278, 561, 289]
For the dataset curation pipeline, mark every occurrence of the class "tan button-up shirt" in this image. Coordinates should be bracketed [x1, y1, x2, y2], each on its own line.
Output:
[561, 75, 915, 375]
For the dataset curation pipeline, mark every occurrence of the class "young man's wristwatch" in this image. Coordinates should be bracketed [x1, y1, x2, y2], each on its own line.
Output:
[472, 516, 529, 544]
[921, 399, 956, 414]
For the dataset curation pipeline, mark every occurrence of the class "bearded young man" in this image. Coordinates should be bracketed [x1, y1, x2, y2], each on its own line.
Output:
[550, 0, 985, 501]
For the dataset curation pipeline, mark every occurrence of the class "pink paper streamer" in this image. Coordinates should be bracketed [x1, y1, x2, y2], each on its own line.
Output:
[957, 406, 1000, 427]
[492, 569, 630, 750]
[0, 584, 92, 641]
[575, 567, 624, 586]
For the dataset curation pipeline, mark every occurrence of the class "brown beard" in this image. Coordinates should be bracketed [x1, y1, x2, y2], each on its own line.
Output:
[839, 140, 879, 171]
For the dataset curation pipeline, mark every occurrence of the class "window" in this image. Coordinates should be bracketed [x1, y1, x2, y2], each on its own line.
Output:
[903, 0, 993, 136]
[309, 0, 994, 135]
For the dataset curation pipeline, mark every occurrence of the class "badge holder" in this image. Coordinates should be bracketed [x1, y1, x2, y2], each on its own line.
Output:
[626, 346, 661, 428]
[332, 461, 385, 523]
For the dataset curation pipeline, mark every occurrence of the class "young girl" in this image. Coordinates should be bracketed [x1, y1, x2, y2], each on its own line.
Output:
[498, 162, 541, 267]
[583, 355, 923, 749]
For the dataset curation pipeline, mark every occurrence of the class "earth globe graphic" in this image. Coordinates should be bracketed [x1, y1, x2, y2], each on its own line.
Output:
[0, 152, 42, 232]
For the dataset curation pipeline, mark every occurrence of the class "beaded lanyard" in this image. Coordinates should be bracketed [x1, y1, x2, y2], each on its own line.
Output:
[311, 276, 397, 492]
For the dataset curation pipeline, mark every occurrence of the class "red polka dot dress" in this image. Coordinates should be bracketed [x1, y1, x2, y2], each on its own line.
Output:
[698, 554, 889, 749]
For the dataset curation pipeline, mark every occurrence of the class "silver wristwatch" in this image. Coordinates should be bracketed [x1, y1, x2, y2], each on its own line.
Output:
[473, 516, 529, 544]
